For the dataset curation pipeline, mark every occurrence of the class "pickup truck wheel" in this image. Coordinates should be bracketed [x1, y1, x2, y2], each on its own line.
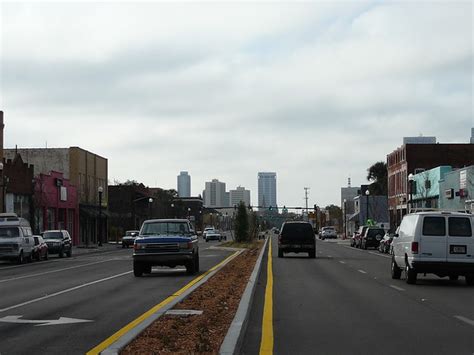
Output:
[17, 251, 24, 264]
[308, 250, 316, 259]
[144, 265, 152, 274]
[133, 262, 144, 277]
[466, 274, 474, 286]
[278, 249, 283, 258]
[405, 264, 417, 284]
[186, 253, 198, 275]
[391, 258, 402, 279]
[449, 275, 459, 281]
[195, 253, 200, 273]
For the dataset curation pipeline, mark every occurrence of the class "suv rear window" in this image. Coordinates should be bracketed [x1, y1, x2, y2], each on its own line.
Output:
[448, 217, 472, 237]
[367, 229, 384, 237]
[282, 223, 313, 237]
[423, 217, 446, 236]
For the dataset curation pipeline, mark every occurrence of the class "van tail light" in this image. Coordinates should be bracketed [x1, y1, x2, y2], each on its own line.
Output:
[411, 242, 419, 254]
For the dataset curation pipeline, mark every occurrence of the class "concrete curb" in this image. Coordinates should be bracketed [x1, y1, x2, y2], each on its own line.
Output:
[219, 236, 270, 355]
[101, 249, 244, 355]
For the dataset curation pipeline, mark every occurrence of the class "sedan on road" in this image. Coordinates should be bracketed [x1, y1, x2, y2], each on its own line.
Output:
[32, 235, 48, 261]
[42, 230, 72, 258]
[320, 226, 337, 240]
[205, 230, 223, 242]
[122, 230, 139, 248]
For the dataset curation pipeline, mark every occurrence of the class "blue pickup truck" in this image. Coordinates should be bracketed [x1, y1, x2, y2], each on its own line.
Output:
[133, 219, 199, 277]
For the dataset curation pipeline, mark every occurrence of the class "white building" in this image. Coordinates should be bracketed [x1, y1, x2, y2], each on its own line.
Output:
[177, 171, 191, 198]
[203, 179, 227, 208]
[258, 172, 277, 210]
[229, 186, 251, 207]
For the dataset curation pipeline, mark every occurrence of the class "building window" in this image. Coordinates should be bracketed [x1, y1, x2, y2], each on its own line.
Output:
[47, 208, 55, 230]
[67, 209, 74, 236]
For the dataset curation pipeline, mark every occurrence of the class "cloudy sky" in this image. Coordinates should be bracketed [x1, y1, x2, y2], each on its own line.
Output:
[1, 1, 472, 208]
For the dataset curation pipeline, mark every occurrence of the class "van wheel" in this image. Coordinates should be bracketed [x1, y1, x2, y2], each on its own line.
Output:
[405, 264, 417, 284]
[278, 249, 283, 258]
[391, 258, 402, 279]
[466, 274, 474, 286]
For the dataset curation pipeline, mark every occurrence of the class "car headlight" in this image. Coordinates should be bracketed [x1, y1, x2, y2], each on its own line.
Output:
[133, 243, 146, 250]
[180, 242, 193, 249]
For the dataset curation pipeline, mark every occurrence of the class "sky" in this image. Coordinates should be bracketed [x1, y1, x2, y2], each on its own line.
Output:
[1, 0, 473, 208]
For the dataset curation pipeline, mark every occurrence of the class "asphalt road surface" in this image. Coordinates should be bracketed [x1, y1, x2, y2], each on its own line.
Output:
[0, 239, 232, 355]
[242, 236, 474, 355]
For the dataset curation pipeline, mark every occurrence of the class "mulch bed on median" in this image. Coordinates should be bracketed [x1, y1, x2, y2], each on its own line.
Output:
[121, 240, 263, 354]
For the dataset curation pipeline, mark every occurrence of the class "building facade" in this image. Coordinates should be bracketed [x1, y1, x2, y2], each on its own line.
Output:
[439, 166, 474, 213]
[5, 147, 108, 245]
[386, 143, 474, 230]
[177, 171, 191, 198]
[229, 186, 251, 207]
[258, 172, 277, 210]
[410, 166, 452, 210]
[33, 171, 80, 245]
[203, 179, 227, 208]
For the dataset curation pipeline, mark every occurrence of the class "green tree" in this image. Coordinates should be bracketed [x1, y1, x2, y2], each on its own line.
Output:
[367, 161, 388, 195]
[234, 201, 249, 242]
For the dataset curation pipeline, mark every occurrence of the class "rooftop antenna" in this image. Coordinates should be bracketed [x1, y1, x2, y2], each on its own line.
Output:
[348, 177, 351, 187]
[304, 187, 310, 220]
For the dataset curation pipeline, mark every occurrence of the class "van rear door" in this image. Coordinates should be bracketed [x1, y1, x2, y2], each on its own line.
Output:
[419, 216, 447, 263]
[446, 216, 474, 264]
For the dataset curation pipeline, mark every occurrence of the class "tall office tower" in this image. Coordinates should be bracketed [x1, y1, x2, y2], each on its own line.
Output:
[229, 186, 251, 207]
[203, 179, 227, 207]
[177, 171, 191, 197]
[258, 172, 277, 210]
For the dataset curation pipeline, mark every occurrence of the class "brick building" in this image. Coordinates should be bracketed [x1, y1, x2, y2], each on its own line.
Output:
[4, 147, 108, 245]
[387, 143, 474, 229]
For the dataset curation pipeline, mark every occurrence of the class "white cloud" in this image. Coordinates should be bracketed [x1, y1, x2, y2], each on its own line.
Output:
[1, 1, 472, 207]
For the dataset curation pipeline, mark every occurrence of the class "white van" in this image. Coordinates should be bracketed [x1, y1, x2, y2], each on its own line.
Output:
[391, 211, 474, 285]
[0, 213, 34, 264]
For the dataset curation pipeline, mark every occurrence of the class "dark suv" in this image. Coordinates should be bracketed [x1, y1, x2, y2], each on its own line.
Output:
[360, 227, 385, 250]
[278, 221, 316, 258]
[42, 230, 72, 258]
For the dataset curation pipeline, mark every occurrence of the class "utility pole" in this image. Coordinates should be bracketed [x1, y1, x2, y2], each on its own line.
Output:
[304, 187, 310, 221]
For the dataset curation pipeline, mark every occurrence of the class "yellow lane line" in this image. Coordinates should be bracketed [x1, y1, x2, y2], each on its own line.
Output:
[87, 251, 240, 355]
[259, 238, 274, 354]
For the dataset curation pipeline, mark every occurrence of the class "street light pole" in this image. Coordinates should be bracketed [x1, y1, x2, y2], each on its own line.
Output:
[365, 189, 370, 225]
[408, 173, 414, 214]
[0, 163, 4, 213]
[98, 186, 103, 246]
[148, 198, 153, 219]
[343, 199, 347, 239]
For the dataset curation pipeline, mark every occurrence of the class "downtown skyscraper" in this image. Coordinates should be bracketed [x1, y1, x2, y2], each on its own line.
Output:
[177, 171, 191, 197]
[258, 172, 277, 210]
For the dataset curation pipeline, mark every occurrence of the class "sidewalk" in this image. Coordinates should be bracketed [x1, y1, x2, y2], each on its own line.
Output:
[72, 242, 122, 256]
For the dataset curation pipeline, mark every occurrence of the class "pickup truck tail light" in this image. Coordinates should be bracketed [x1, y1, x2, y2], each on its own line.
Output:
[411, 242, 419, 254]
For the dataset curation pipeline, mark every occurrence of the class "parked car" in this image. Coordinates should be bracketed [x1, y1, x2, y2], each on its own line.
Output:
[203, 227, 216, 239]
[122, 230, 139, 248]
[320, 226, 337, 240]
[42, 230, 72, 258]
[133, 219, 199, 276]
[0, 213, 35, 264]
[378, 232, 395, 254]
[278, 221, 316, 258]
[205, 230, 223, 242]
[391, 211, 474, 285]
[360, 227, 385, 250]
[32, 235, 48, 261]
[353, 226, 368, 248]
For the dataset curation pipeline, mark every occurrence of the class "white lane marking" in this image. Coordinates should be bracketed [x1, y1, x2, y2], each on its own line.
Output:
[0, 259, 116, 283]
[454, 316, 474, 327]
[339, 261, 346, 264]
[343, 246, 364, 253]
[358, 270, 367, 274]
[390, 285, 405, 292]
[0, 315, 93, 326]
[368, 251, 391, 259]
[327, 255, 332, 258]
[0, 271, 132, 313]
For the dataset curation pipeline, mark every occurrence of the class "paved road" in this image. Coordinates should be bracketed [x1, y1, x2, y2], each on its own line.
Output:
[242, 236, 474, 355]
[0, 239, 232, 355]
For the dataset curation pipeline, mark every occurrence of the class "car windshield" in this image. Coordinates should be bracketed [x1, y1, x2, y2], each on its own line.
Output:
[141, 222, 189, 236]
[43, 232, 63, 239]
[0, 227, 19, 238]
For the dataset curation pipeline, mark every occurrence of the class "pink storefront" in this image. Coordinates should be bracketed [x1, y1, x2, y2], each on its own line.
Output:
[34, 171, 80, 245]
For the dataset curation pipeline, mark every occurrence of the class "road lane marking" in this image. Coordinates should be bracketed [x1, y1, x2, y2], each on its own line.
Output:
[327, 255, 332, 258]
[339, 261, 346, 264]
[0, 315, 93, 326]
[259, 238, 273, 355]
[454, 316, 474, 327]
[87, 251, 240, 355]
[358, 270, 367, 274]
[0, 271, 132, 313]
[390, 285, 405, 292]
[368, 251, 391, 259]
[0, 259, 116, 283]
